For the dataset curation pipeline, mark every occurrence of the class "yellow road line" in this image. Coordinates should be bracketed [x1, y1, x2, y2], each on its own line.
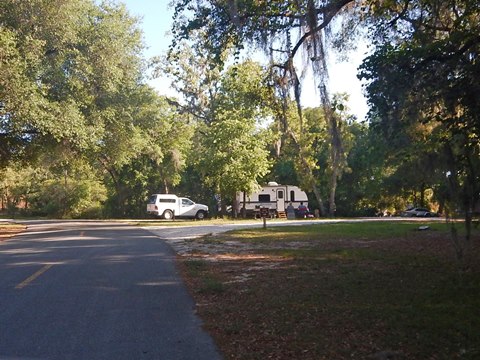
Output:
[15, 264, 54, 290]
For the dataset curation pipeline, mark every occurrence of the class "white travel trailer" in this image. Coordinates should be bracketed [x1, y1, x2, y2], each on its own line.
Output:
[236, 182, 309, 217]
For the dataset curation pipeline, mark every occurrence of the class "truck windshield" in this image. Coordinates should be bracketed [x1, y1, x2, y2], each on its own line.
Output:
[182, 198, 194, 206]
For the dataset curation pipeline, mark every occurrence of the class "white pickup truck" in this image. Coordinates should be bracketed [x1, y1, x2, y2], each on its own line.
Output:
[147, 194, 209, 220]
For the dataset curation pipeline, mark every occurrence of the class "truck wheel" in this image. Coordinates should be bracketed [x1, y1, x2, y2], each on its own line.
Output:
[163, 209, 174, 220]
[196, 211, 206, 220]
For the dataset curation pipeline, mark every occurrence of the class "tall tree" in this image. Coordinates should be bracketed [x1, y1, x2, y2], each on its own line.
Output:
[359, 0, 480, 261]
[334, 122, 392, 216]
[100, 90, 193, 217]
[158, 38, 273, 214]
[302, 97, 354, 216]
[169, 0, 357, 215]
[190, 60, 272, 216]
[1, 0, 190, 217]
[197, 113, 271, 216]
[0, 0, 143, 161]
[156, 32, 225, 124]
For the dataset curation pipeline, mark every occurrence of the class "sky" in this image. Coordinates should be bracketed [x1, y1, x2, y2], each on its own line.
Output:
[121, 0, 369, 121]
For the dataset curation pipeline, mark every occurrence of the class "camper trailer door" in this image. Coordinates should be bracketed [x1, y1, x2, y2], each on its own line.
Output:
[276, 189, 285, 211]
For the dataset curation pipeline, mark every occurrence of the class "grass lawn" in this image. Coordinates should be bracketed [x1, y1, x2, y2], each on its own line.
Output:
[178, 221, 480, 360]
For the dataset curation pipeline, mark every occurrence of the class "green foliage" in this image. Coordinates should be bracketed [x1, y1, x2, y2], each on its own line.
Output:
[0, 160, 106, 218]
[358, 0, 480, 260]
[170, 0, 354, 65]
[0, 0, 145, 156]
[334, 123, 389, 215]
[198, 112, 271, 197]
[169, 1, 361, 217]
[100, 92, 193, 218]
[27, 178, 106, 218]
[161, 50, 273, 211]
[2, 0, 478, 223]
[157, 32, 225, 124]
[0, 0, 198, 218]
[360, 0, 480, 217]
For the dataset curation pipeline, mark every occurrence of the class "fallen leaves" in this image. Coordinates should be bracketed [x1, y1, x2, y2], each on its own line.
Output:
[0, 223, 25, 240]
[175, 226, 480, 359]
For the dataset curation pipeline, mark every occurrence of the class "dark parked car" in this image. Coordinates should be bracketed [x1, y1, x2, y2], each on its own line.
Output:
[402, 207, 436, 217]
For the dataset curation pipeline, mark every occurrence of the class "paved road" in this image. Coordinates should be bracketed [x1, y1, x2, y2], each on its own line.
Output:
[0, 221, 221, 360]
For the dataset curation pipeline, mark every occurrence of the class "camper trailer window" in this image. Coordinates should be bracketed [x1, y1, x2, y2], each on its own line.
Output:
[278, 190, 284, 199]
[258, 194, 270, 202]
[290, 190, 295, 202]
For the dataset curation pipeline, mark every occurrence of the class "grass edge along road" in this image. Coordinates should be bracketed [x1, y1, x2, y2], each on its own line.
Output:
[177, 221, 480, 360]
[0, 222, 26, 240]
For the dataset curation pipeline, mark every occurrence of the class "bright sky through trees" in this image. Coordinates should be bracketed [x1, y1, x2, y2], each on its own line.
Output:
[121, 0, 369, 121]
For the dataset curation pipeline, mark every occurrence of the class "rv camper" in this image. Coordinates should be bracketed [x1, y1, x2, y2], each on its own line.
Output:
[236, 182, 308, 218]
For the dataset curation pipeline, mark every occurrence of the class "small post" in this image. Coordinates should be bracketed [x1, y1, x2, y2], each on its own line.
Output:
[260, 207, 269, 229]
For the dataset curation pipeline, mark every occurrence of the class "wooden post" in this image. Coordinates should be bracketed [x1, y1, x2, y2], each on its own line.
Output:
[260, 207, 269, 229]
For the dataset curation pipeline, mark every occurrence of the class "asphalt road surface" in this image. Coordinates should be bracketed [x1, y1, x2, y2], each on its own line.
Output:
[0, 221, 222, 360]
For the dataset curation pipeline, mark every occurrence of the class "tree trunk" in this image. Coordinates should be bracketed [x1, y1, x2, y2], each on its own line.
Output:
[232, 191, 239, 218]
[217, 189, 226, 218]
[329, 169, 338, 217]
[420, 182, 426, 207]
[242, 191, 247, 218]
[443, 142, 478, 269]
[326, 110, 345, 217]
[163, 179, 169, 194]
[102, 162, 126, 217]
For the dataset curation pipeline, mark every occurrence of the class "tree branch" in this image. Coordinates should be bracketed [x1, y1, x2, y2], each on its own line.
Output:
[290, 0, 354, 60]
[165, 96, 211, 123]
[419, 35, 480, 67]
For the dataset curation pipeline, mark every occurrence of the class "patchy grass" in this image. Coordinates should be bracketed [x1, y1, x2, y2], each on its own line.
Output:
[0, 222, 26, 240]
[222, 221, 459, 242]
[177, 221, 480, 360]
[132, 218, 262, 227]
[184, 259, 227, 294]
